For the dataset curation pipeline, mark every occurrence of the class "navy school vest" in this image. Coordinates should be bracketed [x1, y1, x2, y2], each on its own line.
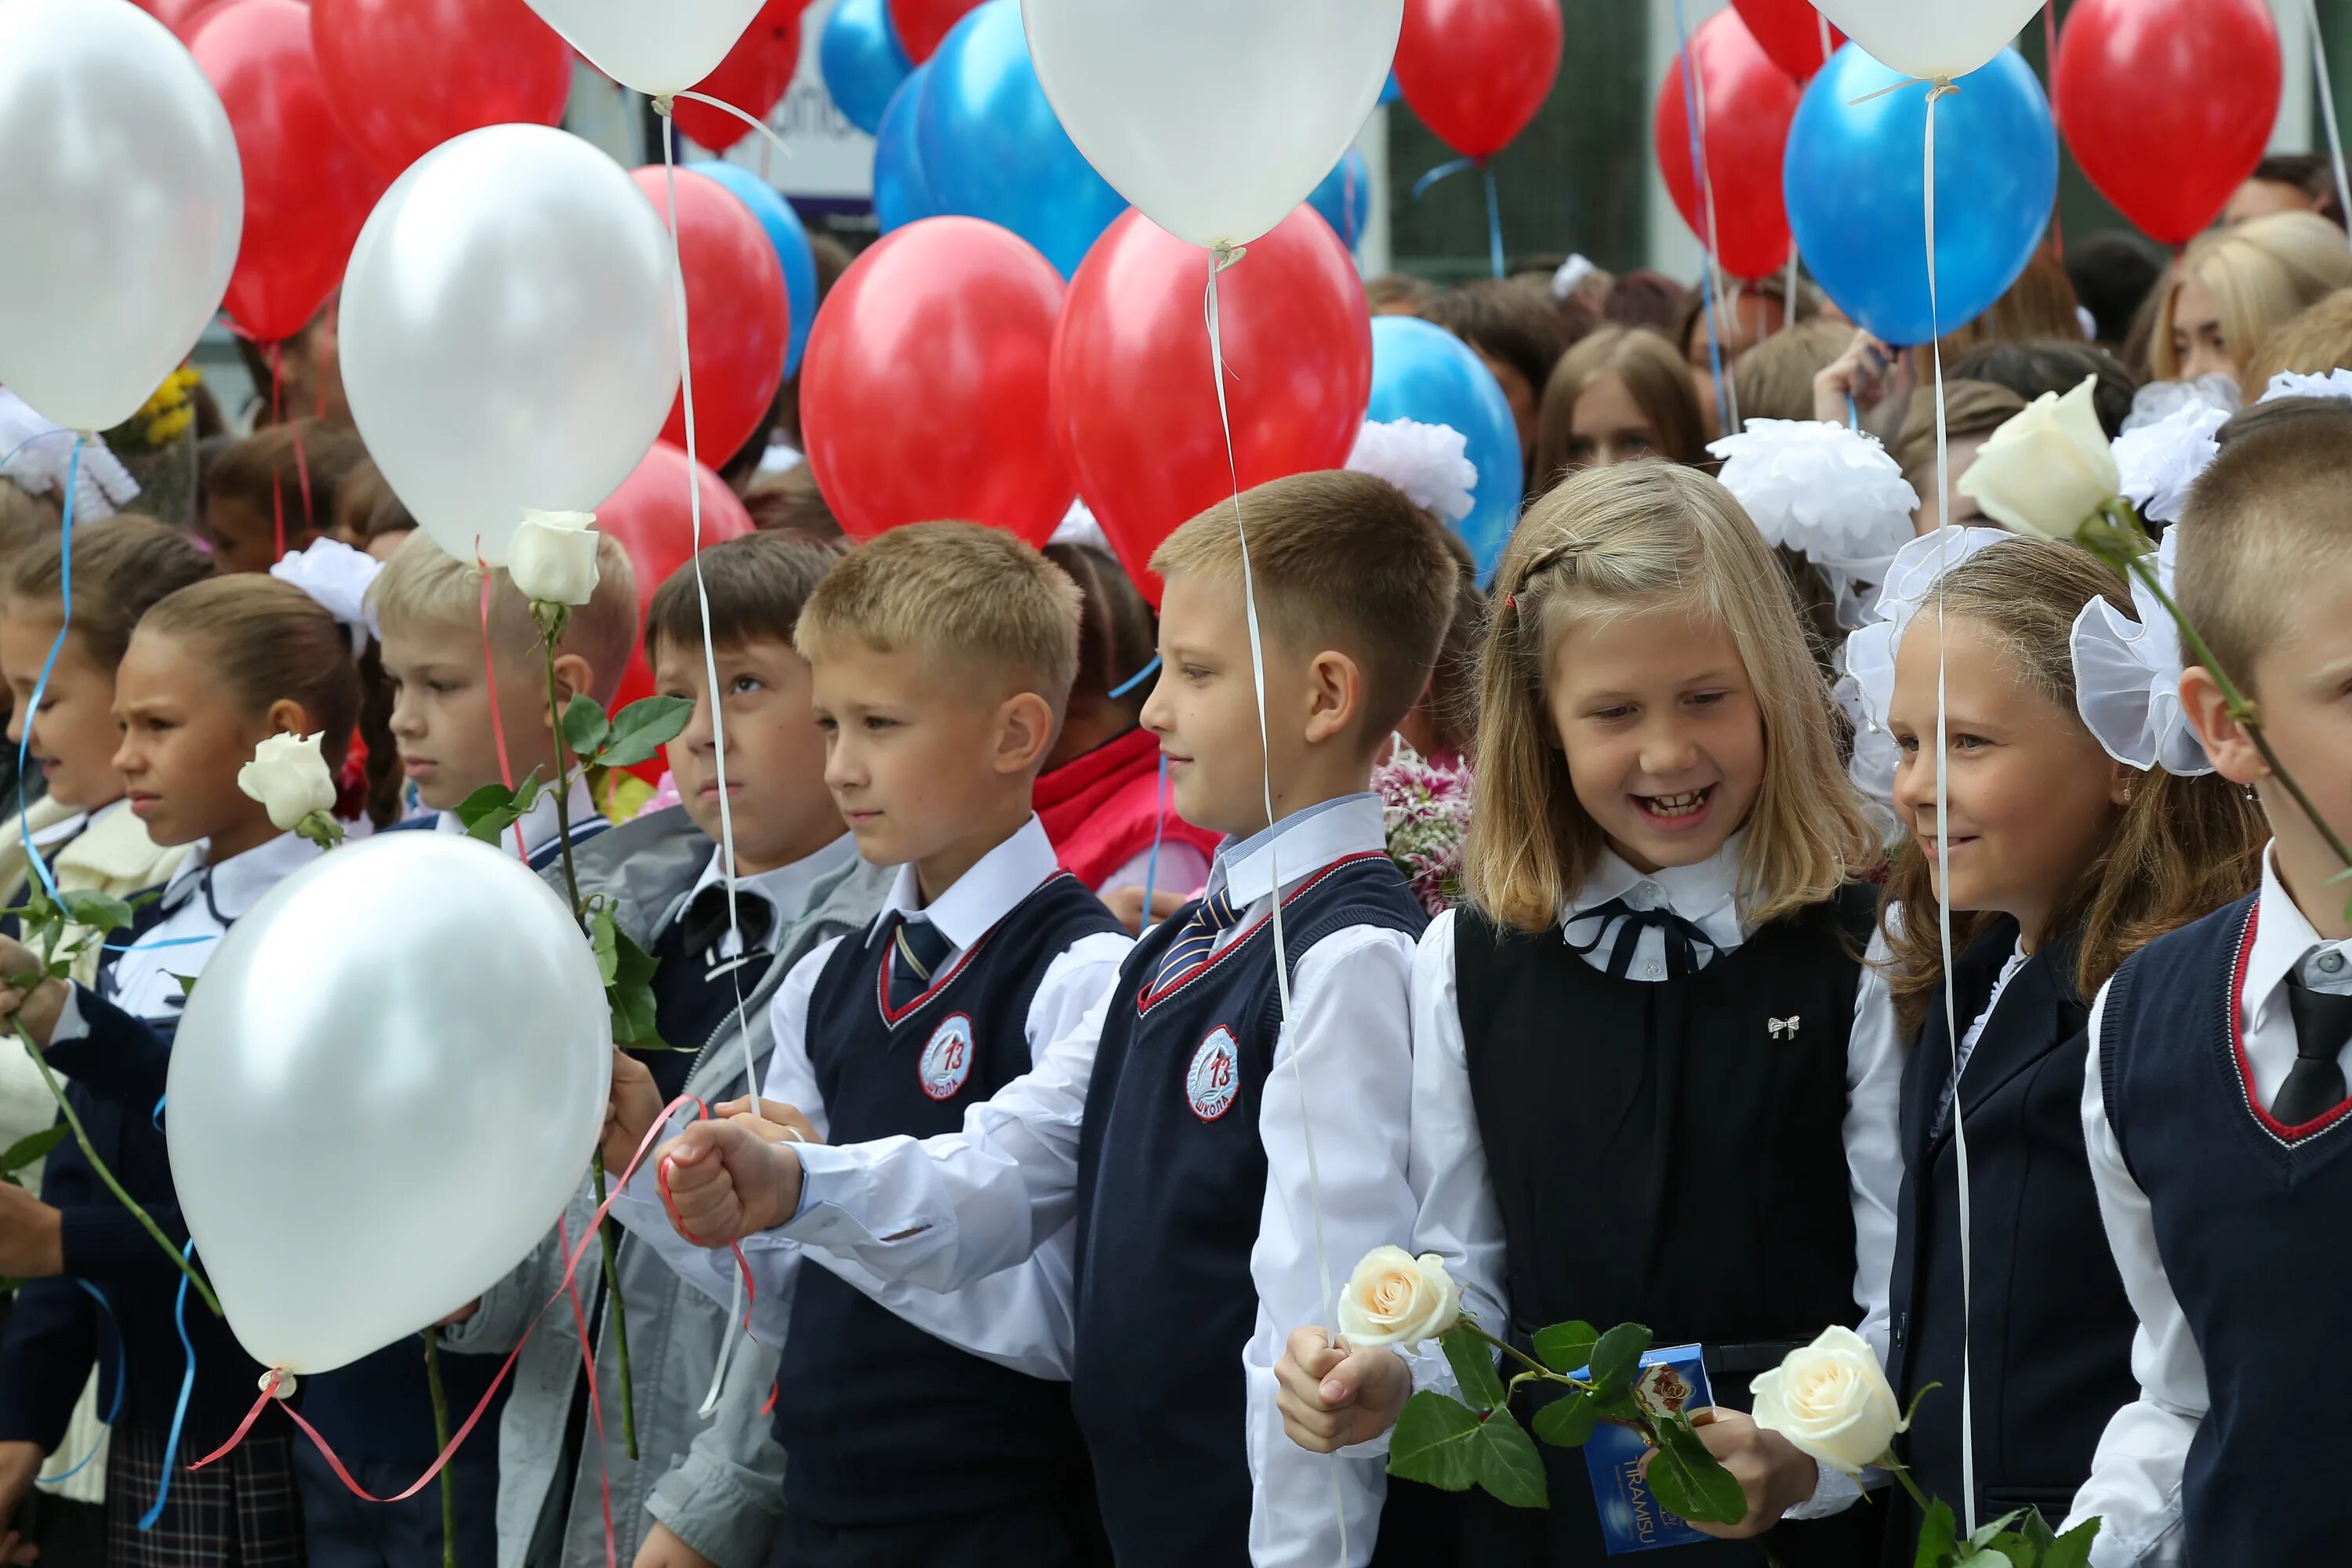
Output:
[771, 871, 1124, 1527]
[1069, 852, 1427, 1567]
[2100, 892, 2352, 1563]
[1452, 885, 1881, 1567]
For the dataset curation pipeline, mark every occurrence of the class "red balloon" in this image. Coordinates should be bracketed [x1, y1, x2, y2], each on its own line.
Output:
[311, 0, 570, 178]
[887, 0, 981, 64]
[1395, 0, 1562, 162]
[1054, 206, 1370, 604]
[629, 167, 792, 466]
[1656, 10, 1798, 281]
[2056, 0, 2281, 246]
[673, 0, 804, 154]
[802, 216, 1070, 543]
[137, 0, 230, 41]
[193, 0, 386, 344]
[1730, 0, 1842, 82]
[596, 441, 757, 717]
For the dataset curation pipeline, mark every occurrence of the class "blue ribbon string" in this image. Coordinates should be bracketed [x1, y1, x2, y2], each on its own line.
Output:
[1139, 753, 1167, 934]
[137, 1240, 198, 1531]
[1671, 0, 1734, 438]
[1106, 655, 1159, 701]
[12, 436, 85, 906]
[1410, 158, 1507, 280]
[33, 1279, 124, 1487]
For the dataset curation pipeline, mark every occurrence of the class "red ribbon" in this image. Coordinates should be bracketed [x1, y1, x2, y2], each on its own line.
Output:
[474, 557, 530, 869]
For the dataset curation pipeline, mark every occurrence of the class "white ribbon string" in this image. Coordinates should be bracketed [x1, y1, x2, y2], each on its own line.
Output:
[674, 89, 797, 171]
[1203, 246, 1347, 1567]
[2304, 0, 2352, 243]
[1923, 78, 1979, 1539]
[658, 102, 758, 1421]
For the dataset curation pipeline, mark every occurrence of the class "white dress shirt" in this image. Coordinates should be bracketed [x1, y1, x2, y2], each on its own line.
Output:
[670, 833, 859, 966]
[750, 793, 1424, 1568]
[1407, 833, 1904, 1519]
[2068, 851, 2350, 1566]
[611, 815, 1130, 1382]
[86, 831, 321, 1025]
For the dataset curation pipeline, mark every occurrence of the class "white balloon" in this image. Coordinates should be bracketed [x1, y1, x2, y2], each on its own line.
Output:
[166, 833, 612, 1376]
[1019, 0, 1401, 252]
[339, 125, 678, 565]
[0, 0, 240, 433]
[1809, 0, 2045, 82]
[524, 0, 768, 96]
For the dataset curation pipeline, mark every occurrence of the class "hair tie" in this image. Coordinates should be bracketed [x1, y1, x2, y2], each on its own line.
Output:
[1502, 593, 1517, 612]
[269, 536, 382, 658]
[2068, 528, 2211, 777]
[1835, 526, 2016, 807]
[1345, 418, 1478, 524]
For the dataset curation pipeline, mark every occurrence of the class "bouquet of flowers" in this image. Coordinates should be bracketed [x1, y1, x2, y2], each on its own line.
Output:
[1374, 742, 1473, 916]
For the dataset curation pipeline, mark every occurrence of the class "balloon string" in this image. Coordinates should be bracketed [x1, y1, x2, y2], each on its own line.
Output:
[671, 90, 797, 172]
[137, 1240, 199, 1531]
[268, 346, 287, 564]
[12, 435, 83, 905]
[187, 1097, 753, 1499]
[1204, 246, 1347, 1568]
[1408, 155, 1474, 201]
[34, 1281, 123, 1488]
[2042, 4, 2064, 263]
[475, 560, 530, 866]
[2306, 0, 2352, 246]
[1671, 0, 1733, 437]
[656, 103, 758, 1421]
[1140, 754, 1167, 935]
[1479, 168, 1504, 281]
[554, 1210, 619, 1568]
[1816, 8, 1832, 73]
[1923, 76, 1980, 1542]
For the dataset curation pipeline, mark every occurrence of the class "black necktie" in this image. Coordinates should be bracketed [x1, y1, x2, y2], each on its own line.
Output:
[1565, 897, 1720, 981]
[2274, 967, 2352, 1125]
[679, 886, 774, 967]
[887, 913, 956, 1009]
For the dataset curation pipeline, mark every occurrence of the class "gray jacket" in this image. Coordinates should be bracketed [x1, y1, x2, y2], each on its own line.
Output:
[442, 808, 892, 1568]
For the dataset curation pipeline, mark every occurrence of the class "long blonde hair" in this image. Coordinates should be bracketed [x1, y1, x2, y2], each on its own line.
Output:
[2151, 211, 2352, 386]
[1464, 463, 1875, 933]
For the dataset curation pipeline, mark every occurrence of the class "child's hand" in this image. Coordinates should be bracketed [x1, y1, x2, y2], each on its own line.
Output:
[0, 936, 67, 1049]
[603, 1051, 664, 1175]
[1273, 1326, 1412, 1453]
[1812, 328, 1915, 441]
[1645, 1408, 1817, 1539]
[1102, 885, 1186, 937]
[0, 1439, 42, 1565]
[655, 1118, 804, 1247]
[631, 1522, 716, 1568]
[713, 1097, 820, 1147]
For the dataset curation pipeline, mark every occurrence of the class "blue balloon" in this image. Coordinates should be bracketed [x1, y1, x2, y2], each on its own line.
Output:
[1308, 147, 1371, 252]
[873, 68, 935, 234]
[820, 0, 911, 138]
[1784, 45, 2056, 348]
[689, 162, 822, 379]
[1367, 317, 1524, 584]
[1379, 69, 1401, 107]
[914, 0, 1124, 278]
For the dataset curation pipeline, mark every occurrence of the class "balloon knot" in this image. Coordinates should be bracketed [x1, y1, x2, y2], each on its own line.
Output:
[1212, 242, 1247, 274]
[652, 94, 675, 117]
[263, 1370, 298, 1401]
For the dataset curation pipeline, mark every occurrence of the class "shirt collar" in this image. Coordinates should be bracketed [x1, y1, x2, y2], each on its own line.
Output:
[28, 807, 90, 849]
[170, 831, 321, 921]
[434, 772, 595, 860]
[1560, 829, 1751, 949]
[2246, 846, 2352, 1007]
[873, 815, 1059, 952]
[1210, 793, 1386, 910]
[690, 833, 858, 924]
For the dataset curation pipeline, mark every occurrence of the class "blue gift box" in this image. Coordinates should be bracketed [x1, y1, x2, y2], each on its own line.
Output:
[1581, 1343, 1716, 1555]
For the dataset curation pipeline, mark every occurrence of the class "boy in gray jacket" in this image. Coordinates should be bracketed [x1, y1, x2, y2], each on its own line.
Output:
[444, 534, 891, 1568]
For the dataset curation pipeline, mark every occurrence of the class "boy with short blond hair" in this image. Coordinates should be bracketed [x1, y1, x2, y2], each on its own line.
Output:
[2067, 406, 2352, 1564]
[370, 529, 636, 863]
[612, 522, 1131, 1568]
[653, 477, 1461, 1566]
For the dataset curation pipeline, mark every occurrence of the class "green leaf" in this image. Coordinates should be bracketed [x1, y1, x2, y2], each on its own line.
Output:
[0, 1125, 65, 1175]
[605, 925, 666, 1049]
[1387, 1392, 1482, 1492]
[1532, 1319, 1599, 1374]
[2040, 1518, 2100, 1568]
[1964, 1512, 2029, 1553]
[1642, 1417, 1746, 1526]
[56, 890, 132, 938]
[1530, 1389, 1600, 1449]
[561, 695, 612, 764]
[597, 695, 693, 769]
[590, 904, 622, 987]
[169, 973, 200, 1002]
[455, 779, 518, 833]
[459, 768, 545, 844]
[2011, 1510, 2057, 1552]
[1439, 1323, 1505, 1414]
[1913, 1500, 1958, 1568]
[1468, 1407, 1548, 1509]
[1586, 1322, 1651, 1399]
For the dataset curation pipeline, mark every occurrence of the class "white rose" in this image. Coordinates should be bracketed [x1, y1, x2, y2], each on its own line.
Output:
[1953, 373, 2121, 542]
[507, 508, 602, 607]
[237, 731, 339, 832]
[1334, 1246, 1461, 1348]
[1748, 1325, 1906, 1477]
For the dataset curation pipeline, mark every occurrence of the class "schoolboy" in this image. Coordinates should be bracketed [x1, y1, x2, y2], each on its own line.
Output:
[2067, 408, 2352, 1563]
[281, 530, 636, 1568]
[612, 522, 1132, 1568]
[443, 532, 893, 1568]
[653, 474, 1461, 1566]
[371, 530, 637, 869]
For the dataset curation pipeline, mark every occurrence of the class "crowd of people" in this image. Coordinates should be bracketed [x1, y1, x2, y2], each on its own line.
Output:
[0, 150, 2341, 1568]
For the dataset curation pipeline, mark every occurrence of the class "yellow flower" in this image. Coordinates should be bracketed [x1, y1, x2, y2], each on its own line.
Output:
[146, 405, 194, 445]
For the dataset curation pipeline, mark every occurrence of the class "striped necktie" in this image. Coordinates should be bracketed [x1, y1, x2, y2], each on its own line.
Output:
[887, 913, 956, 1010]
[1153, 882, 1243, 993]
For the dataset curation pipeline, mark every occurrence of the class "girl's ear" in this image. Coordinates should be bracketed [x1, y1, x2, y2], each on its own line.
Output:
[266, 697, 313, 739]
[2109, 760, 2141, 808]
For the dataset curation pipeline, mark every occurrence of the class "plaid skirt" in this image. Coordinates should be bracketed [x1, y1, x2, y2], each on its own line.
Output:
[104, 1423, 304, 1568]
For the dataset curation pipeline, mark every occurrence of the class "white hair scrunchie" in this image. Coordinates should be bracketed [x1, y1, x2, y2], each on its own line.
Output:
[2068, 528, 2211, 777]
[1346, 417, 1479, 524]
[1835, 526, 2016, 807]
[269, 536, 383, 657]
[1711, 419, 1920, 630]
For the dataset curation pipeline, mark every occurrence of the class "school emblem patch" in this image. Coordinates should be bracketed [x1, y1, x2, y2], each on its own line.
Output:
[919, 1013, 976, 1101]
[1187, 1026, 1241, 1122]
